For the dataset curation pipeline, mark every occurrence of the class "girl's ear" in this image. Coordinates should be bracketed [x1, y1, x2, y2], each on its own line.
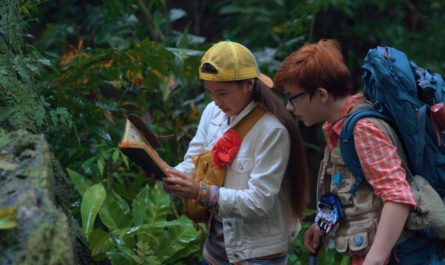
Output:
[244, 79, 255, 93]
[317, 87, 329, 103]
[248, 79, 255, 91]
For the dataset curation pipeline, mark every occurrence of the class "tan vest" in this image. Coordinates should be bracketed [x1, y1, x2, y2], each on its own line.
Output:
[317, 144, 382, 257]
[317, 100, 412, 257]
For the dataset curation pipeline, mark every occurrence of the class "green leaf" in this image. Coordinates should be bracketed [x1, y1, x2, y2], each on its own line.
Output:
[88, 228, 116, 259]
[132, 182, 170, 226]
[106, 248, 137, 265]
[97, 159, 104, 177]
[110, 220, 185, 240]
[120, 150, 130, 168]
[67, 168, 93, 195]
[114, 181, 131, 201]
[99, 192, 131, 230]
[155, 215, 201, 263]
[340, 255, 351, 265]
[112, 148, 120, 162]
[0, 207, 17, 229]
[109, 218, 198, 253]
[81, 184, 106, 235]
[127, 172, 145, 199]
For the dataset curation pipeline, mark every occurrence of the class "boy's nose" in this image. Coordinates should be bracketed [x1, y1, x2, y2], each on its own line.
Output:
[286, 102, 294, 111]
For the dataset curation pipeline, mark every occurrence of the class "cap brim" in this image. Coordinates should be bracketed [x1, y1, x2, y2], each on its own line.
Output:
[258, 73, 273, 88]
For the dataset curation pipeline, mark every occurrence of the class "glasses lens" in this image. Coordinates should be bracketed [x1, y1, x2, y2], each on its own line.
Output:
[286, 90, 307, 107]
[284, 94, 294, 107]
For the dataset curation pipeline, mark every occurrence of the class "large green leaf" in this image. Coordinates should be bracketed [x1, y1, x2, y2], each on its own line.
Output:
[81, 183, 106, 235]
[0, 207, 17, 229]
[132, 182, 170, 226]
[67, 168, 93, 195]
[155, 215, 201, 263]
[106, 248, 137, 265]
[110, 219, 185, 241]
[99, 192, 131, 230]
[127, 172, 146, 200]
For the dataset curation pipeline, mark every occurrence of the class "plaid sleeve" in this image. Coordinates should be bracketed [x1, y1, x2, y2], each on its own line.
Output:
[353, 119, 416, 208]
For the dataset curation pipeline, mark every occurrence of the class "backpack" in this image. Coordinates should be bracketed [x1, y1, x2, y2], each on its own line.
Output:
[339, 46, 445, 239]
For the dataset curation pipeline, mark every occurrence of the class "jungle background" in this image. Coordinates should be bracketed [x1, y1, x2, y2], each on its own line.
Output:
[0, 0, 444, 264]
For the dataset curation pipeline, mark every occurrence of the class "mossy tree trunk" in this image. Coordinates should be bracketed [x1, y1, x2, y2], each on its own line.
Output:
[0, 0, 45, 133]
[0, 1, 92, 264]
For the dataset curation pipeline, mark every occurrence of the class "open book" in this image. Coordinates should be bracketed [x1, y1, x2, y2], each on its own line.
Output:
[118, 114, 168, 179]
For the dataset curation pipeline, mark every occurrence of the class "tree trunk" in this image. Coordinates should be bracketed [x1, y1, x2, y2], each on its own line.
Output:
[0, 1, 92, 264]
[0, 0, 45, 133]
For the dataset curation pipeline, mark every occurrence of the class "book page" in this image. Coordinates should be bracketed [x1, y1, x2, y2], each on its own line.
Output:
[119, 118, 168, 177]
[124, 120, 151, 147]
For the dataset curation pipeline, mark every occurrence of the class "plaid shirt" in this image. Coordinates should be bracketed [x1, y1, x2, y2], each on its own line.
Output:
[322, 93, 416, 265]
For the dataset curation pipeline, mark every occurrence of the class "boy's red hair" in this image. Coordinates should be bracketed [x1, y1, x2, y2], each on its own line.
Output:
[274, 39, 352, 98]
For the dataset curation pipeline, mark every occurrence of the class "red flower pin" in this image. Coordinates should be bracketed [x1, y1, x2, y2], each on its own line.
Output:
[212, 129, 242, 168]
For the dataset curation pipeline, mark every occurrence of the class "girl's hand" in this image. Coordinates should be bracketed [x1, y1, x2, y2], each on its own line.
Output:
[304, 223, 329, 254]
[162, 168, 200, 199]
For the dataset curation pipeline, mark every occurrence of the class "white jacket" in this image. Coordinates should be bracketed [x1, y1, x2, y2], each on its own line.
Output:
[175, 101, 301, 262]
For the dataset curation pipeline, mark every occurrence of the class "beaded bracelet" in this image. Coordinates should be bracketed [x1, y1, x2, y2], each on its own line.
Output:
[194, 181, 203, 204]
[195, 182, 219, 210]
[196, 181, 210, 207]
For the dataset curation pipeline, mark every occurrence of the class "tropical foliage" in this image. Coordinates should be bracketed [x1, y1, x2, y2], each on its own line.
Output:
[12, 0, 445, 264]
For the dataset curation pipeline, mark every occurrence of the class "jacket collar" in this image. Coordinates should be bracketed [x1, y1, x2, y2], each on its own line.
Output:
[228, 101, 257, 129]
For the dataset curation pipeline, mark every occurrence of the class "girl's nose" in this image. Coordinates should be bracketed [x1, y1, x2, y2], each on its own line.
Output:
[212, 95, 222, 106]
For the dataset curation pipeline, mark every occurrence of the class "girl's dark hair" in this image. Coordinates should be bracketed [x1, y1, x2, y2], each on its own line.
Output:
[251, 79, 309, 220]
[201, 62, 309, 219]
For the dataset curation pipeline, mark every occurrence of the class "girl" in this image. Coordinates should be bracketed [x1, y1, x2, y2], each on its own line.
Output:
[162, 40, 309, 264]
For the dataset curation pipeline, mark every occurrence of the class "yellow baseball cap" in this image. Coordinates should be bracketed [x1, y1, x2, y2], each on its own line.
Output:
[199, 40, 273, 88]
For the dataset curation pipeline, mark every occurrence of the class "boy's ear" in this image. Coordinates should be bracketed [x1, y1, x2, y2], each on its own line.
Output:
[317, 87, 329, 103]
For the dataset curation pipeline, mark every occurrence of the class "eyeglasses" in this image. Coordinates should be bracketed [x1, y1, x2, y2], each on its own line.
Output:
[285, 90, 308, 107]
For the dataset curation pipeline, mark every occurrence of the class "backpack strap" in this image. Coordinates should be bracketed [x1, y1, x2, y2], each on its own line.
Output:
[340, 107, 419, 195]
[339, 108, 392, 195]
[415, 105, 427, 174]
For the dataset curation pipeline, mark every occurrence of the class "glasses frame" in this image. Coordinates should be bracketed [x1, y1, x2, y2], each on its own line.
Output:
[285, 90, 308, 107]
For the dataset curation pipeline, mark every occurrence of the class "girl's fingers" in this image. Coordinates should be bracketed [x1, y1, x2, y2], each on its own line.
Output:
[162, 172, 197, 198]
[163, 176, 186, 186]
[163, 177, 189, 193]
[163, 180, 183, 194]
[165, 168, 191, 180]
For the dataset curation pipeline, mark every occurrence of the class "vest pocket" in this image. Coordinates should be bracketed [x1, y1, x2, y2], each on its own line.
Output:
[334, 219, 377, 257]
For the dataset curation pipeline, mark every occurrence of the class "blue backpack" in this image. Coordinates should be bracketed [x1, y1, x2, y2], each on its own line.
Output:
[339, 46, 445, 198]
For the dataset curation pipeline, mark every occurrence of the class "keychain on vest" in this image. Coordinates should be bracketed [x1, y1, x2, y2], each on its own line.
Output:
[309, 193, 344, 265]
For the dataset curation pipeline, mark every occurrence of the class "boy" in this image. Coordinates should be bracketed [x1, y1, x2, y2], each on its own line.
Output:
[274, 39, 443, 264]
